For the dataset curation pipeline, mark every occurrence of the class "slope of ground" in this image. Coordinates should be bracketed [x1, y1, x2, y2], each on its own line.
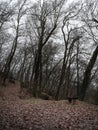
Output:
[0, 82, 98, 130]
[0, 81, 32, 100]
[0, 81, 20, 100]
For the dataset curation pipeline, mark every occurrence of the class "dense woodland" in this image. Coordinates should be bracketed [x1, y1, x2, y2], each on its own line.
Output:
[0, 0, 98, 104]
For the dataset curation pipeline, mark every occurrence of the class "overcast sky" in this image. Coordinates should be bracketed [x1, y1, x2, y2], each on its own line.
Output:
[1, 0, 79, 5]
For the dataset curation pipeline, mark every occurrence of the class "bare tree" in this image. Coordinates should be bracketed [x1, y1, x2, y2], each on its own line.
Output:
[0, 0, 14, 30]
[55, 8, 82, 100]
[29, 0, 65, 97]
[2, 0, 27, 84]
[80, 0, 98, 100]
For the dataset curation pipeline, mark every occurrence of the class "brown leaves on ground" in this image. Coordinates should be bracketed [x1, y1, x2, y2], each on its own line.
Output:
[0, 82, 98, 130]
[0, 100, 98, 130]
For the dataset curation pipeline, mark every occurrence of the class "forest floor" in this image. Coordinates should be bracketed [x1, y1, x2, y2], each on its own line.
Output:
[0, 81, 98, 130]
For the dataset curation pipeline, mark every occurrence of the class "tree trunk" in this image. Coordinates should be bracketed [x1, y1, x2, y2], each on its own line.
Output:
[33, 45, 42, 97]
[20, 50, 27, 83]
[55, 54, 66, 100]
[76, 41, 80, 98]
[80, 45, 98, 100]
[2, 36, 18, 85]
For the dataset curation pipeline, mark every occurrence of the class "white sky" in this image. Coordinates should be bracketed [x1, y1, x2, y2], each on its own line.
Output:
[0, 0, 78, 5]
[41, 0, 43, 6]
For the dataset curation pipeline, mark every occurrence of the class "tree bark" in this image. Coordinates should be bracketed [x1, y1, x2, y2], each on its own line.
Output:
[33, 45, 42, 97]
[80, 45, 98, 100]
[2, 36, 18, 85]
